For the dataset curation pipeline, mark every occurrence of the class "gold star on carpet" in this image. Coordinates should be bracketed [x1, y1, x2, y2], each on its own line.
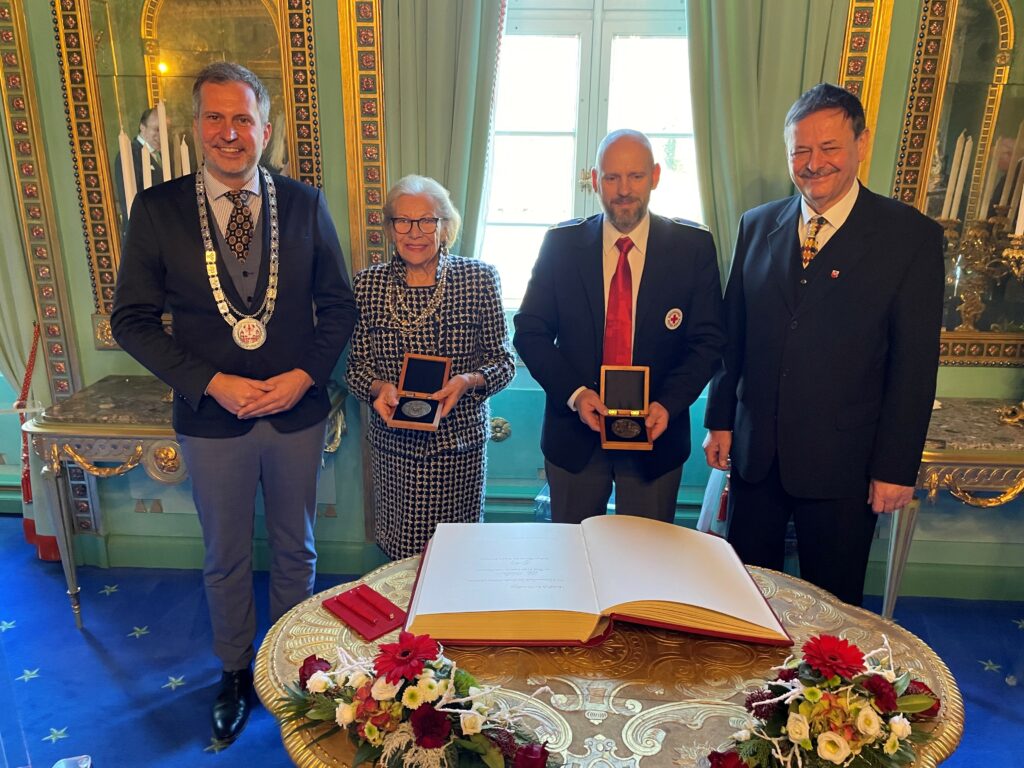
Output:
[979, 659, 1002, 672]
[0, 620, 15, 632]
[42, 727, 68, 744]
[205, 738, 231, 753]
[16, 669, 39, 682]
[100, 585, 119, 596]
[1014, 618, 1024, 630]
[162, 676, 185, 691]
[127, 626, 150, 639]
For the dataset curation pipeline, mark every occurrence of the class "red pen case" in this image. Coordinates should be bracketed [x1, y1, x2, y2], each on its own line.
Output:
[322, 583, 406, 641]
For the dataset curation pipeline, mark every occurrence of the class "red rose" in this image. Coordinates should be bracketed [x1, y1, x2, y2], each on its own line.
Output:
[776, 668, 799, 682]
[906, 680, 941, 718]
[802, 634, 865, 679]
[513, 742, 550, 768]
[708, 750, 745, 768]
[409, 704, 452, 748]
[862, 674, 898, 712]
[298, 654, 332, 690]
[375, 631, 440, 683]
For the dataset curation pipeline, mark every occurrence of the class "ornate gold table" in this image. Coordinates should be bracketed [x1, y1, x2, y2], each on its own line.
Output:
[255, 558, 963, 768]
[22, 374, 346, 627]
[884, 397, 1024, 617]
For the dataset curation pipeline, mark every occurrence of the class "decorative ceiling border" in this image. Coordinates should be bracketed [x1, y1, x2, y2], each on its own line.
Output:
[52, 0, 120, 319]
[0, 0, 81, 400]
[339, 0, 386, 273]
[891, 0, 960, 210]
[839, 0, 894, 187]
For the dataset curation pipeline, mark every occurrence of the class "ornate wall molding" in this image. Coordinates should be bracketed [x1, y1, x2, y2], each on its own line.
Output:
[0, 0, 82, 400]
[839, 0, 894, 186]
[339, 0, 386, 273]
[891, 0, 961, 210]
[939, 330, 1024, 365]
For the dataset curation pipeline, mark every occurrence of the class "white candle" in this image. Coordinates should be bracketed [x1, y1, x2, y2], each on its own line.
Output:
[1000, 120, 1024, 206]
[141, 146, 153, 189]
[118, 128, 137, 217]
[941, 131, 966, 219]
[1009, 158, 1024, 231]
[950, 136, 973, 221]
[1014, 176, 1024, 236]
[978, 137, 1002, 220]
[156, 100, 172, 182]
[179, 135, 191, 175]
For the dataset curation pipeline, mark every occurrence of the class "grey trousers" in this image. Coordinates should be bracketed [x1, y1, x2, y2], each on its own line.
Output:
[545, 450, 682, 524]
[178, 418, 325, 670]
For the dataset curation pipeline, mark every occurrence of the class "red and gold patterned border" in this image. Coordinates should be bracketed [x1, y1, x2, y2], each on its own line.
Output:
[839, 0, 893, 186]
[280, 0, 322, 187]
[939, 331, 1024, 366]
[891, 0, 960, 210]
[339, 0, 386, 272]
[0, 0, 80, 400]
[52, 0, 121, 319]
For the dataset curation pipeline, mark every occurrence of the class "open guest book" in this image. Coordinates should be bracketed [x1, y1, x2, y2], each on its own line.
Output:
[405, 516, 792, 646]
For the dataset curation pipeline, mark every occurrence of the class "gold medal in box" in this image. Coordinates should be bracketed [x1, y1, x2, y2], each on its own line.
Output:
[600, 365, 652, 450]
[387, 353, 452, 432]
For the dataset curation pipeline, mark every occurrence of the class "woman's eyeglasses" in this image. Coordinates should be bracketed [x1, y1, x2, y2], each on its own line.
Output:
[390, 217, 442, 235]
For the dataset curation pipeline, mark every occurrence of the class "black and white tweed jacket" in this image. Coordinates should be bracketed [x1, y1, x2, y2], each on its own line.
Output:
[346, 255, 515, 458]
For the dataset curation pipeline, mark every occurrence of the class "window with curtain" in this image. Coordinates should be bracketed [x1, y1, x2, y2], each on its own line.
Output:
[479, 0, 700, 308]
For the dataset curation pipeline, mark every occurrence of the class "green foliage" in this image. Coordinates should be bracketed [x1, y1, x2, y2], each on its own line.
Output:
[896, 694, 938, 714]
[455, 734, 505, 768]
[453, 668, 477, 697]
[353, 740, 384, 767]
[738, 737, 774, 766]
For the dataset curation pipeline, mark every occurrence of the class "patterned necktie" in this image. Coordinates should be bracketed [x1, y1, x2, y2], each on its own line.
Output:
[224, 189, 254, 263]
[801, 216, 827, 269]
[603, 236, 634, 366]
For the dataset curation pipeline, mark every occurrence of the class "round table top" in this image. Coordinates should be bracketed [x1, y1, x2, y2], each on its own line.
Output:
[255, 558, 963, 768]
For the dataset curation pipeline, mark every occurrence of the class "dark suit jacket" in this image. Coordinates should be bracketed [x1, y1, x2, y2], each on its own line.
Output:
[111, 171, 357, 438]
[514, 213, 726, 478]
[704, 186, 944, 497]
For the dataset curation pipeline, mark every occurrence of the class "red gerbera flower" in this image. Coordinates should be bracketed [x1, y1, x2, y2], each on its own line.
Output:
[862, 674, 898, 712]
[409, 703, 452, 748]
[802, 634, 864, 679]
[374, 631, 439, 683]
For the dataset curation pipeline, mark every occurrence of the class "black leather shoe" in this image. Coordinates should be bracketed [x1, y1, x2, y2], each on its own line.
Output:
[211, 668, 255, 743]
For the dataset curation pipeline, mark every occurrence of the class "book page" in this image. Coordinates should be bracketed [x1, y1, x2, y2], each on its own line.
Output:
[407, 523, 601, 619]
[581, 516, 783, 634]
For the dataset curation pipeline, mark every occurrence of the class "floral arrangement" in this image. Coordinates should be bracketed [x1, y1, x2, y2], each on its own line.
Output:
[280, 631, 556, 768]
[707, 633, 941, 768]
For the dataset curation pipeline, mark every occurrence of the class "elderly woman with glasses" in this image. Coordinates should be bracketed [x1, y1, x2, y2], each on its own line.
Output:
[346, 175, 515, 559]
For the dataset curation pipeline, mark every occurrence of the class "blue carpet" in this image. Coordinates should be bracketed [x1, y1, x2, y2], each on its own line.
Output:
[1, 514, 1021, 767]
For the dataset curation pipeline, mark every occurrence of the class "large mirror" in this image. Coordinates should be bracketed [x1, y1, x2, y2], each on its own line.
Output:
[52, 0, 328, 344]
[893, 0, 1024, 365]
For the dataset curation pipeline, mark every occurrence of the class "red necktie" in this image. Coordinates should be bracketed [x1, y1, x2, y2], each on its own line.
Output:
[603, 236, 634, 365]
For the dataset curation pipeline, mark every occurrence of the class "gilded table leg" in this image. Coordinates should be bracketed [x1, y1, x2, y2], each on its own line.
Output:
[882, 499, 919, 619]
[39, 460, 82, 629]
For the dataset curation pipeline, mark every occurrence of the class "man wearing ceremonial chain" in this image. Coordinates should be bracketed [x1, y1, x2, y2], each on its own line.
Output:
[111, 62, 356, 745]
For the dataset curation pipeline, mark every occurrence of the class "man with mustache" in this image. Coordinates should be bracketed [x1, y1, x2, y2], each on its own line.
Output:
[703, 84, 943, 606]
[515, 129, 725, 523]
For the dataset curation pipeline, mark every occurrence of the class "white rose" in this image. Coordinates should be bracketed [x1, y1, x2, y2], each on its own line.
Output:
[856, 706, 882, 738]
[816, 732, 852, 765]
[371, 676, 401, 701]
[732, 729, 752, 743]
[348, 671, 371, 689]
[335, 701, 356, 726]
[305, 670, 333, 693]
[460, 710, 484, 735]
[786, 712, 810, 743]
[889, 715, 912, 740]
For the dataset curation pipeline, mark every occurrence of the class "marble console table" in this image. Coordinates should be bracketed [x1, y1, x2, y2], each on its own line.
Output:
[884, 397, 1024, 617]
[22, 374, 346, 627]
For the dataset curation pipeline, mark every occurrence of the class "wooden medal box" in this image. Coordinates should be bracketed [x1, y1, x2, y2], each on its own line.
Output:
[386, 353, 452, 432]
[599, 365, 652, 450]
